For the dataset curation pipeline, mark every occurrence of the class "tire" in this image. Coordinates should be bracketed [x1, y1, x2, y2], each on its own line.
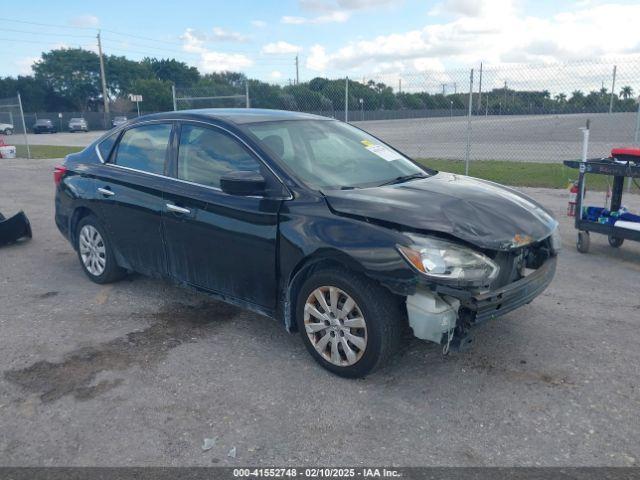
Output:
[608, 235, 624, 248]
[76, 215, 126, 284]
[4, 128, 12, 135]
[576, 231, 590, 253]
[296, 267, 403, 378]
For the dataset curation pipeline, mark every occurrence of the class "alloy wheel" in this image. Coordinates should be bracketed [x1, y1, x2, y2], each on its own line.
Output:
[79, 225, 107, 276]
[304, 286, 367, 367]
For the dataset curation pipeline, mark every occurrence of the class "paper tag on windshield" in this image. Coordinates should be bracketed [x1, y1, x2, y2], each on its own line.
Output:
[365, 144, 403, 161]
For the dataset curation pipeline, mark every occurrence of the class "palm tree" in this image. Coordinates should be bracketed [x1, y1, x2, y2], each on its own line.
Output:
[620, 86, 634, 99]
[555, 93, 567, 103]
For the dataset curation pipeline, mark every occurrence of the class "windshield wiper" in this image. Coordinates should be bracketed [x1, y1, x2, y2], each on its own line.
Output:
[378, 172, 428, 187]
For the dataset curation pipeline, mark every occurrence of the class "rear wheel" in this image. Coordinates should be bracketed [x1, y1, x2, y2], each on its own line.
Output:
[608, 235, 624, 248]
[3, 128, 12, 135]
[76, 215, 126, 284]
[296, 268, 403, 378]
[576, 230, 590, 253]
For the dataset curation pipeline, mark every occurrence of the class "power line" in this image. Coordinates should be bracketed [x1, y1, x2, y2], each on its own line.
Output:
[1, 27, 95, 39]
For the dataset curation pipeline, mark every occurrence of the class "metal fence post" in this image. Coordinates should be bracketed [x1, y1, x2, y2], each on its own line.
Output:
[609, 65, 617, 114]
[17, 92, 30, 159]
[464, 68, 474, 176]
[635, 96, 640, 144]
[245, 81, 250, 108]
[344, 77, 349, 123]
[172, 84, 177, 111]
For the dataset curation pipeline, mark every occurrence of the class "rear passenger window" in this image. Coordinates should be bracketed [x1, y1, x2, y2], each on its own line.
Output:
[97, 132, 118, 161]
[177, 125, 261, 188]
[114, 124, 172, 174]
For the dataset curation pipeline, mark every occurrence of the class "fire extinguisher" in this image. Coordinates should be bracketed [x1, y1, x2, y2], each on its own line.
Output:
[567, 181, 578, 216]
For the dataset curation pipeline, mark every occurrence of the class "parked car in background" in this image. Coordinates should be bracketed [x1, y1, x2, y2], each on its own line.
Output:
[54, 109, 559, 378]
[32, 119, 56, 134]
[111, 116, 127, 128]
[68, 118, 89, 132]
[0, 122, 13, 135]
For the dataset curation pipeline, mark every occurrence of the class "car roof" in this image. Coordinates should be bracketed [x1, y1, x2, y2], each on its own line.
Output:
[135, 108, 331, 125]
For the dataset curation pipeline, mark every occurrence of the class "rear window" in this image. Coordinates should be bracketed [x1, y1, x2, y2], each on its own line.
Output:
[114, 124, 172, 174]
[70, 118, 83, 122]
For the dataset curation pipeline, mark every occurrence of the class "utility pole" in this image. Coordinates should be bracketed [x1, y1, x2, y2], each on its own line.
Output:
[97, 32, 109, 129]
[398, 78, 402, 94]
[295, 54, 299, 85]
[442, 84, 446, 95]
[609, 65, 617, 114]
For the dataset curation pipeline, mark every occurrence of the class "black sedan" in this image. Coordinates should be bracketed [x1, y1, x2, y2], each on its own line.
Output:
[32, 119, 56, 134]
[54, 109, 560, 377]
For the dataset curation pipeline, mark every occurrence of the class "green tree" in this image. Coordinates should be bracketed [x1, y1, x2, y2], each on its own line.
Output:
[620, 85, 634, 99]
[33, 48, 102, 110]
[142, 58, 199, 86]
[129, 78, 173, 111]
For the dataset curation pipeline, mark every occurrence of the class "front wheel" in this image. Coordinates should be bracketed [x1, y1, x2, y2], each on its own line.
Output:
[3, 128, 12, 135]
[76, 215, 126, 284]
[296, 268, 403, 378]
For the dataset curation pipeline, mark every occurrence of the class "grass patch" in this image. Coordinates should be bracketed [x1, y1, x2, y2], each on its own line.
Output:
[15, 145, 83, 159]
[418, 158, 639, 193]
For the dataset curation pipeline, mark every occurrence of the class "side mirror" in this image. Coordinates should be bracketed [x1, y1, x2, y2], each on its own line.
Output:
[220, 171, 266, 196]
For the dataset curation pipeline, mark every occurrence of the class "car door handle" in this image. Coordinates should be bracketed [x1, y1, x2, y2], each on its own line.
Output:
[166, 203, 191, 214]
[97, 187, 115, 196]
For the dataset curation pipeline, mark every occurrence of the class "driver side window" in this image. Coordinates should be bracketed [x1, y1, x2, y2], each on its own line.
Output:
[177, 124, 261, 188]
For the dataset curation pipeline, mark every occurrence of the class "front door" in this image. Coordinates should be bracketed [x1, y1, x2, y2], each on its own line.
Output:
[161, 123, 282, 311]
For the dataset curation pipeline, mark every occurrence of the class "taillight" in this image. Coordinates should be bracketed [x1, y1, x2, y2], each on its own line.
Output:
[54, 165, 67, 186]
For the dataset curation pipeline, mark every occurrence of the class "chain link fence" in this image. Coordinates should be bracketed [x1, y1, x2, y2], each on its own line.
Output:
[9, 57, 640, 191]
[0, 94, 30, 158]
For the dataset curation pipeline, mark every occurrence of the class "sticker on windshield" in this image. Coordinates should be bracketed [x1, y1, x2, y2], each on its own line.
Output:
[364, 143, 403, 161]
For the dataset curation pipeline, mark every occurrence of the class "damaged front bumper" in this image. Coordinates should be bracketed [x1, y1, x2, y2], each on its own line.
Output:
[0, 210, 32, 246]
[406, 256, 557, 348]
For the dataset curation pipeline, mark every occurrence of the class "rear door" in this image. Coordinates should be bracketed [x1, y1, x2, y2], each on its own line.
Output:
[93, 121, 174, 277]
[161, 122, 283, 311]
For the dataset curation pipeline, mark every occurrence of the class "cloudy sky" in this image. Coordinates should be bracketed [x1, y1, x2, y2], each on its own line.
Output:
[2, 0, 640, 89]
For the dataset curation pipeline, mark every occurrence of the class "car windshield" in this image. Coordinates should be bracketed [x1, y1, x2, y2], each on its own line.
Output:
[244, 119, 427, 189]
[36, 120, 51, 125]
[70, 118, 83, 122]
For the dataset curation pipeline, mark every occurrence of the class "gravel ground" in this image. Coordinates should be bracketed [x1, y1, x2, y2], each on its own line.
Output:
[10, 111, 638, 162]
[0, 158, 639, 467]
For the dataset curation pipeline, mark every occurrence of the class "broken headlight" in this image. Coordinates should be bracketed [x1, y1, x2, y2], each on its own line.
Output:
[398, 234, 499, 288]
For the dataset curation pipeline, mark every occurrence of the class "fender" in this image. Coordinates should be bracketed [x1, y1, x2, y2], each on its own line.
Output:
[276, 190, 420, 330]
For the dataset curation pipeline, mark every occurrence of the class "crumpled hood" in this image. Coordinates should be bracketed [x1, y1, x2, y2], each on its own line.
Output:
[323, 172, 557, 251]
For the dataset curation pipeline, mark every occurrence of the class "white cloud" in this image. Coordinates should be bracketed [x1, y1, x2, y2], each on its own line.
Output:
[282, 0, 393, 24]
[262, 41, 301, 54]
[211, 27, 249, 43]
[270, 70, 283, 79]
[251, 20, 267, 28]
[306, 1, 640, 74]
[68, 14, 99, 27]
[181, 28, 252, 72]
[15, 56, 39, 75]
[299, 0, 396, 12]
[281, 11, 349, 24]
